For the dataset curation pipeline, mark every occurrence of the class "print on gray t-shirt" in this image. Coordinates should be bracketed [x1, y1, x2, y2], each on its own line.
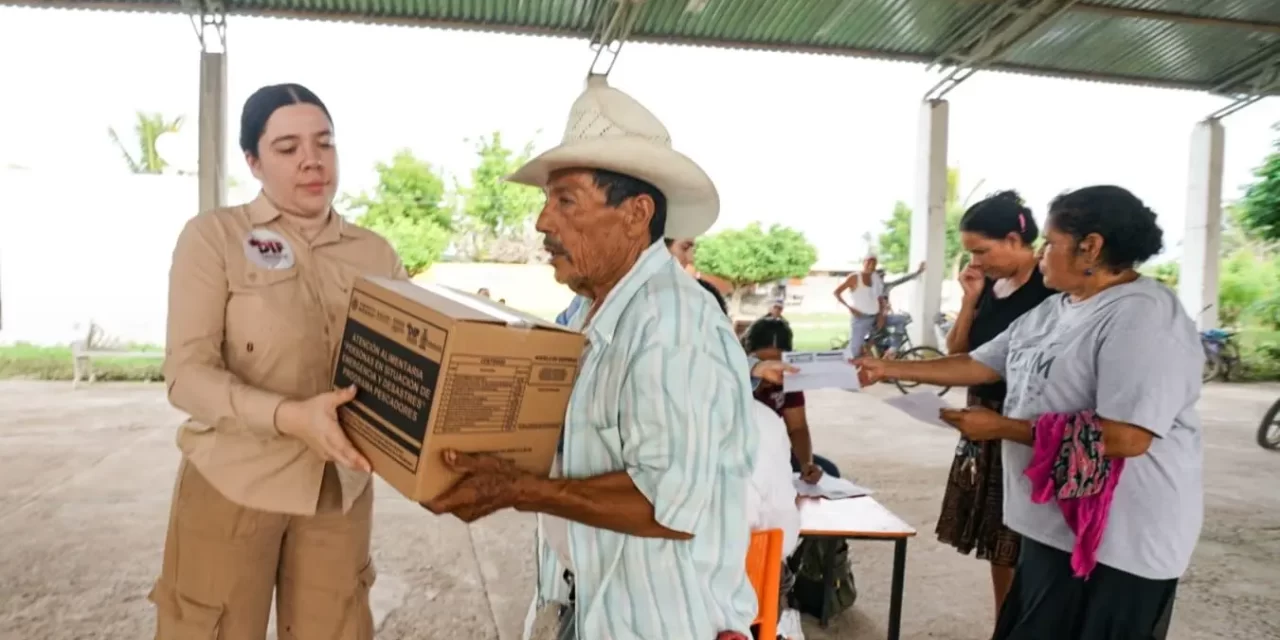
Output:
[970, 276, 1204, 581]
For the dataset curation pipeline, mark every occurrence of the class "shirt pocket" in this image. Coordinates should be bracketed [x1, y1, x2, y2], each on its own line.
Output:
[225, 267, 313, 368]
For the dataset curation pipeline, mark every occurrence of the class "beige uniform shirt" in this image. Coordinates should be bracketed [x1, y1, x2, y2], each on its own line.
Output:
[164, 193, 406, 516]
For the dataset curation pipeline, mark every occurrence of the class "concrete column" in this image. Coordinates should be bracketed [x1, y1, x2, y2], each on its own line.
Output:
[1178, 119, 1224, 331]
[908, 99, 949, 348]
[198, 50, 228, 213]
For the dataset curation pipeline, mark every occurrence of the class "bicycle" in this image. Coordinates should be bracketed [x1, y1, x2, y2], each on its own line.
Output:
[1201, 327, 1241, 383]
[831, 314, 951, 396]
[1258, 396, 1280, 451]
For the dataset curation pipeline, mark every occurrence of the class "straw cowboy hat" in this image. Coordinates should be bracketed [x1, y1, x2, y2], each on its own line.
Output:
[506, 75, 719, 239]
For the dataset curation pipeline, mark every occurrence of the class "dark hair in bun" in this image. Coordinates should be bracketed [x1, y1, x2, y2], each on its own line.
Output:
[239, 83, 332, 158]
[1047, 185, 1164, 270]
[959, 189, 1038, 245]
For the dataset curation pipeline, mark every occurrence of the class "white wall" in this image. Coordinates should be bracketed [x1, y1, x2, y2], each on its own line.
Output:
[0, 165, 969, 346]
[0, 169, 215, 346]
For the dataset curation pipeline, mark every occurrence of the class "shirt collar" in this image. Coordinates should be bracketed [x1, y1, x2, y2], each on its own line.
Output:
[246, 191, 355, 245]
[584, 241, 674, 345]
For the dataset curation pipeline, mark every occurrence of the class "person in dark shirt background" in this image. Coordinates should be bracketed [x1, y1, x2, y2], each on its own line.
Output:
[939, 190, 1055, 627]
[741, 316, 840, 483]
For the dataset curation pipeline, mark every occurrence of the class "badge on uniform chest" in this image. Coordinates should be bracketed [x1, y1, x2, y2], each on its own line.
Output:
[244, 229, 296, 270]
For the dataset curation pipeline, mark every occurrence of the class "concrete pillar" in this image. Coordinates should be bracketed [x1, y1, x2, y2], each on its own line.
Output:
[1178, 119, 1224, 331]
[908, 100, 949, 348]
[198, 51, 228, 213]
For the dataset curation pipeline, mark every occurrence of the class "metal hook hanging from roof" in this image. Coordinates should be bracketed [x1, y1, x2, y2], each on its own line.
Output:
[922, 0, 1078, 101]
[587, 0, 647, 80]
[182, 0, 227, 53]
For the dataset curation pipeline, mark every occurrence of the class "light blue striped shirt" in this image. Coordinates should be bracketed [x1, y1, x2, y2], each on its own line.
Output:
[529, 241, 759, 639]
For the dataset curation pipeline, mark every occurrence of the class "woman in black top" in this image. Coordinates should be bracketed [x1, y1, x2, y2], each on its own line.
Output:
[937, 191, 1055, 625]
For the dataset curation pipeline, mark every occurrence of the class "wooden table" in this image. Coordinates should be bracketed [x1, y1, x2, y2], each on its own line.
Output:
[798, 496, 917, 640]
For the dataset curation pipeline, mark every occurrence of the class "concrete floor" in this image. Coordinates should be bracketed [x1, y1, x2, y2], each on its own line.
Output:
[0, 380, 1278, 640]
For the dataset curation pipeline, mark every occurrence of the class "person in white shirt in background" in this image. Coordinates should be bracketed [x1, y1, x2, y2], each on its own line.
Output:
[834, 254, 885, 356]
[747, 401, 802, 556]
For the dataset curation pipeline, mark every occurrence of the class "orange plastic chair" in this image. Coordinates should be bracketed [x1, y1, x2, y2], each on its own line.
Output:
[746, 528, 784, 640]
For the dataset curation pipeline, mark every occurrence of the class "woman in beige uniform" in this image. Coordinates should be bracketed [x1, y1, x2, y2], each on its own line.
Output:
[149, 83, 405, 640]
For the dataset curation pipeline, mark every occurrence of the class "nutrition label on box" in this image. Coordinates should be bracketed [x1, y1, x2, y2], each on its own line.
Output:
[434, 355, 532, 433]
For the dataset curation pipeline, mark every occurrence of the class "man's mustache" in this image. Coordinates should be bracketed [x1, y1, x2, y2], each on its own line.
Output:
[543, 238, 571, 261]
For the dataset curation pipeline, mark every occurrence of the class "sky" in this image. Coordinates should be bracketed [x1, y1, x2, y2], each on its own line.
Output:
[1, 6, 1278, 266]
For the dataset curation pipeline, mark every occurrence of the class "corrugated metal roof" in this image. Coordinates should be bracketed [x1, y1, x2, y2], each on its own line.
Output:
[1082, 0, 1280, 25]
[7, 0, 1280, 96]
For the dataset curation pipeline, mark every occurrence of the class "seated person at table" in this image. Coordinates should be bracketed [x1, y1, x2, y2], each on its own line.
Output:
[747, 399, 802, 557]
[741, 316, 841, 482]
[693, 281, 802, 556]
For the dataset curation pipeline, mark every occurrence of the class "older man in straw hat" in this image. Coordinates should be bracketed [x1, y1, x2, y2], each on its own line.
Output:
[424, 76, 758, 640]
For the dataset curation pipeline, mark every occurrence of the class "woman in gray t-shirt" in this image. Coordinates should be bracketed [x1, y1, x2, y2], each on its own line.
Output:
[857, 186, 1202, 640]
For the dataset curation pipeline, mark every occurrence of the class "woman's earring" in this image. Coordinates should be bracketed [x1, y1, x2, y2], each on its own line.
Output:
[1084, 267, 1094, 276]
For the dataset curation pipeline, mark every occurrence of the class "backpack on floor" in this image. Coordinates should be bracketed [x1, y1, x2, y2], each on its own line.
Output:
[786, 538, 857, 621]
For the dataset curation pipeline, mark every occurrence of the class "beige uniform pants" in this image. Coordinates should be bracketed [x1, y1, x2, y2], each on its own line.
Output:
[149, 461, 375, 640]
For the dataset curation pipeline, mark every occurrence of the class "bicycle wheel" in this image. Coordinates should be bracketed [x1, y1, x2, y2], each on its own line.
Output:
[1257, 397, 1280, 451]
[1221, 341, 1241, 381]
[893, 345, 951, 396]
[1201, 343, 1223, 383]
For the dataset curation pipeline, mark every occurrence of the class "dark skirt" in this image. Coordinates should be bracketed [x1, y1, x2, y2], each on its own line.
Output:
[934, 392, 1021, 567]
[993, 538, 1177, 640]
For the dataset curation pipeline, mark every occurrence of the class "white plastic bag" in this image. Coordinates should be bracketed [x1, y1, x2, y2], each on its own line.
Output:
[778, 608, 805, 640]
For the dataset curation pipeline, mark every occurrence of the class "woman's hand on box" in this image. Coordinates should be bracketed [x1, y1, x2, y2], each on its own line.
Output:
[423, 450, 533, 523]
[276, 386, 372, 473]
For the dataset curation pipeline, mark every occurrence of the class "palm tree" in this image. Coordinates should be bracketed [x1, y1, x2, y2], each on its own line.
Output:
[108, 111, 184, 174]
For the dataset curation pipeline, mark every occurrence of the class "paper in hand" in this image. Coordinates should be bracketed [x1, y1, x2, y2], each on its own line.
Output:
[883, 391, 953, 429]
[782, 350, 860, 393]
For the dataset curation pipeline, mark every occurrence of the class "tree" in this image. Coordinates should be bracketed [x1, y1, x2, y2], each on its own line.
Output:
[1239, 125, 1280, 242]
[876, 167, 969, 274]
[454, 132, 545, 263]
[108, 111, 184, 174]
[694, 223, 818, 309]
[344, 150, 453, 276]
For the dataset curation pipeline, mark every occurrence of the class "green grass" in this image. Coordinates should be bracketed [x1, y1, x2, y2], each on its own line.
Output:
[0, 344, 163, 382]
[5, 324, 1270, 382]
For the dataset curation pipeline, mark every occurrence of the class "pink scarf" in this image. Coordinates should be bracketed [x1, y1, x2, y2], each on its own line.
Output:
[1024, 410, 1126, 579]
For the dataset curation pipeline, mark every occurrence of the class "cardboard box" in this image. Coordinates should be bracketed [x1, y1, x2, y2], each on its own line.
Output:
[332, 277, 585, 503]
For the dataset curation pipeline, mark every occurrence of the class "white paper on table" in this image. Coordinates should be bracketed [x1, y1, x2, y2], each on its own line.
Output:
[781, 350, 860, 393]
[792, 473, 874, 500]
[883, 391, 953, 429]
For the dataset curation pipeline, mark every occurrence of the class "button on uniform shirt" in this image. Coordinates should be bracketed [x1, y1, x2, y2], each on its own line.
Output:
[529, 241, 759, 639]
[164, 193, 406, 516]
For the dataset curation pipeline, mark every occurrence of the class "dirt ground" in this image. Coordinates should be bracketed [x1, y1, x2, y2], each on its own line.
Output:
[0, 380, 1277, 640]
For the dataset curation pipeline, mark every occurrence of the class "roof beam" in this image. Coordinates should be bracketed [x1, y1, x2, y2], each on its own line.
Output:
[925, 0, 1078, 100]
[1206, 42, 1280, 118]
[1072, 3, 1280, 36]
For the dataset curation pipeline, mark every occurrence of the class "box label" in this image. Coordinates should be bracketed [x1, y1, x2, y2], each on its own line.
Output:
[334, 317, 440, 470]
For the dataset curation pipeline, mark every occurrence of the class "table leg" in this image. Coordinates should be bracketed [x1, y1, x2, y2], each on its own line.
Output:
[887, 538, 907, 640]
[818, 538, 841, 628]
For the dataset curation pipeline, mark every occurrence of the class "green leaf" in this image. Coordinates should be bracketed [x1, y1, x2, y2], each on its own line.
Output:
[454, 131, 545, 262]
[694, 222, 818, 290]
[342, 149, 452, 276]
[1240, 127, 1280, 243]
[875, 166, 965, 274]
